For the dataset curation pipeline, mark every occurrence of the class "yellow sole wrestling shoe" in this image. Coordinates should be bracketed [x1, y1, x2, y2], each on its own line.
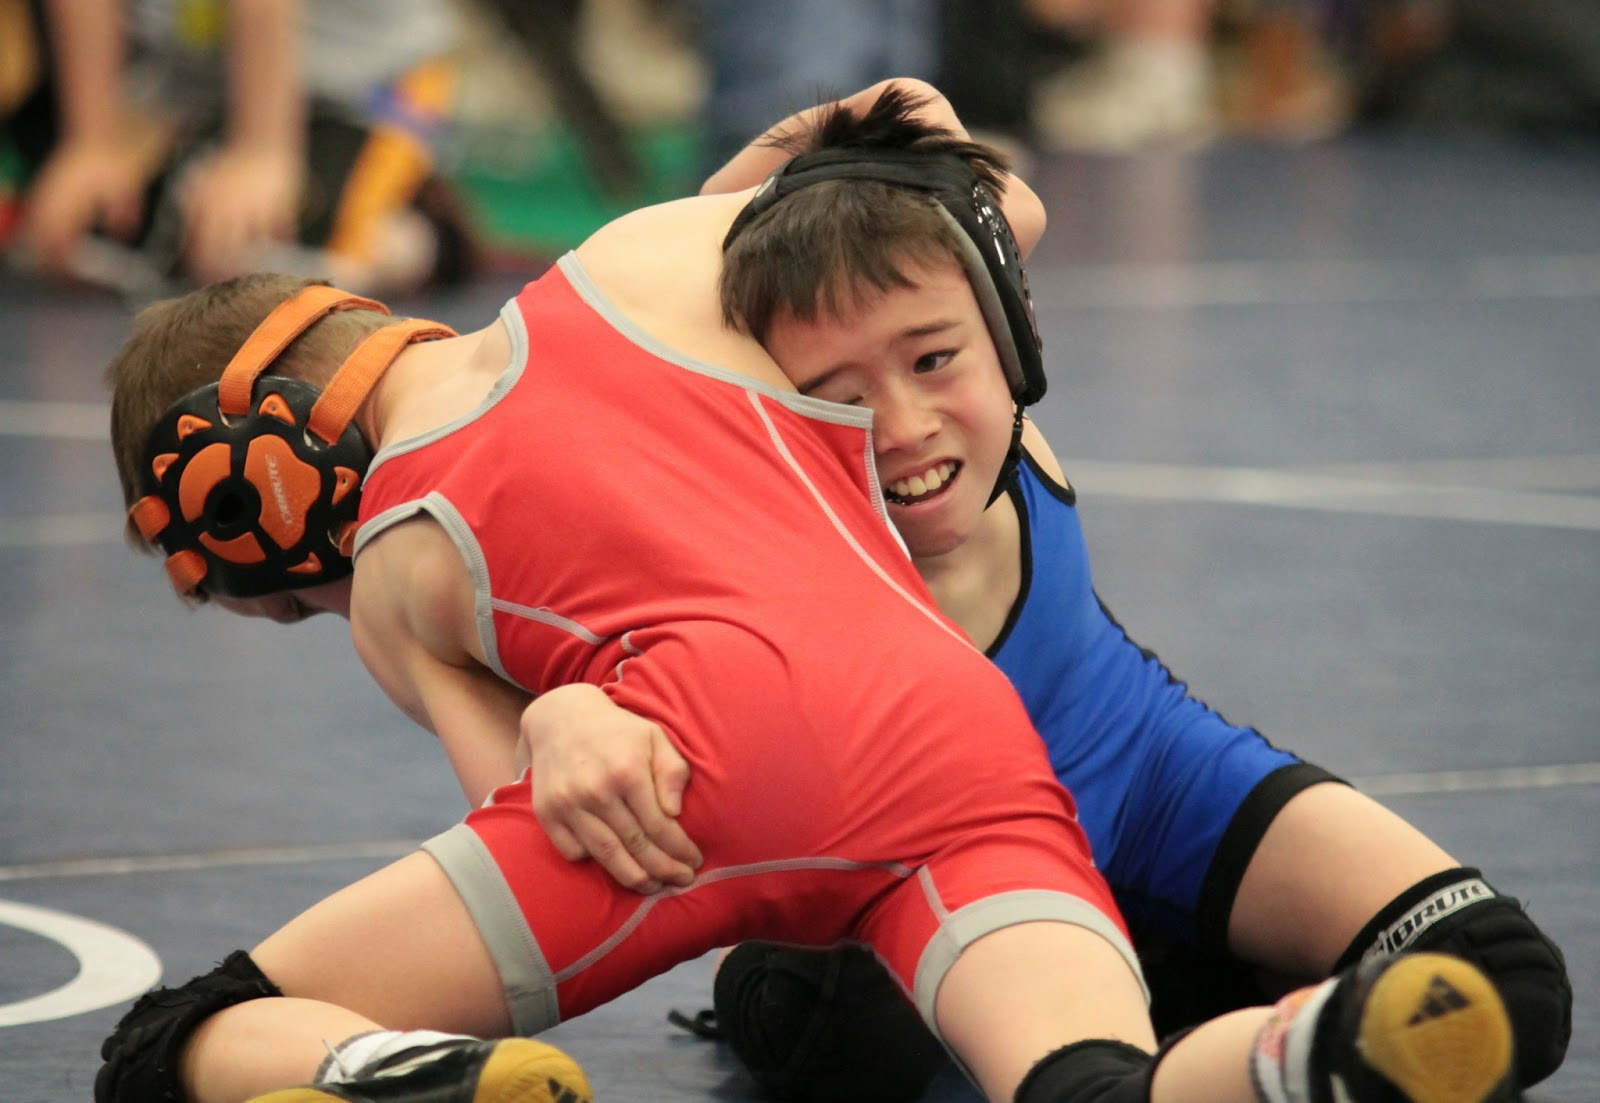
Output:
[245, 1038, 594, 1103]
[1352, 953, 1517, 1103]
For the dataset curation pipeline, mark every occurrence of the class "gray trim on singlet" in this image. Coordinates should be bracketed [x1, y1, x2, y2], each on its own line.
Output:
[553, 253, 877, 431]
[425, 813, 1148, 1052]
[350, 494, 515, 685]
[424, 822, 927, 1035]
[422, 823, 561, 1035]
[553, 252, 903, 554]
[363, 319, 527, 481]
[911, 885, 1150, 1037]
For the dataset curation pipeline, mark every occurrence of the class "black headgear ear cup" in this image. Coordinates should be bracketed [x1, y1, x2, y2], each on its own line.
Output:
[134, 374, 373, 598]
[723, 148, 1046, 406]
[130, 287, 456, 598]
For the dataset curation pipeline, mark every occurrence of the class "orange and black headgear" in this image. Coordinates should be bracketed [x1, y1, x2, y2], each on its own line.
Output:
[128, 285, 456, 599]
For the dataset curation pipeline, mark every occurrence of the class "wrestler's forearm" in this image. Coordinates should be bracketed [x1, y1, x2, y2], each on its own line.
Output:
[44, 0, 125, 144]
[224, 0, 306, 158]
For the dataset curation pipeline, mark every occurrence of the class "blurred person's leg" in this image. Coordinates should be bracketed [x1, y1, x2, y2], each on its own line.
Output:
[1224, 0, 1351, 141]
[313, 57, 476, 293]
[1032, 0, 1219, 151]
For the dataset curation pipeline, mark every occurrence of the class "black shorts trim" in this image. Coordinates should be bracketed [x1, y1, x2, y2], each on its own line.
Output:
[1193, 761, 1346, 946]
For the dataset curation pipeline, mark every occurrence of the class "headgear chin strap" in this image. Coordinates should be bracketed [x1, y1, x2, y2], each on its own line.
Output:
[724, 148, 1046, 504]
[129, 284, 457, 599]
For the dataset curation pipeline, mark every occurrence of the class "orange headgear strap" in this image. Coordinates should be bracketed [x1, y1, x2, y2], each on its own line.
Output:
[307, 318, 460, 446]
[216, 285, 388, 420]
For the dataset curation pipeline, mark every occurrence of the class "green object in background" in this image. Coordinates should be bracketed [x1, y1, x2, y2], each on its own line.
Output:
[0, 140, 20, 186]
[0, 122, 706, 261]
[450, 122, 704, 258]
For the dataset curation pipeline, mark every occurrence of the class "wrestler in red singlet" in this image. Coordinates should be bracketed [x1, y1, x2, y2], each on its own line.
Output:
[354, 254, 1142, 1036]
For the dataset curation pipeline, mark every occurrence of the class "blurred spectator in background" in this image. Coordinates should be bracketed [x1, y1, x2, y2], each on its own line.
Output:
[1019, 0, 1600, 153]
[1356, 0, 1600, 137]
[690, 0, 938, 175]
[1027, 0, 1222, 151]
[1019, 0, 1347, 151]
[10, 0, 1586, 284]
[3, 0, 473, 297]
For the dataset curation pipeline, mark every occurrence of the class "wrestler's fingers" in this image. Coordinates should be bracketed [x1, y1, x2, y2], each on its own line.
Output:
[603, 784, 697, 888]
[620, 792, 700, 885]
[572, 804, 665, 895]
[651, 730, 692, 819]
[542, 819, 590, 865]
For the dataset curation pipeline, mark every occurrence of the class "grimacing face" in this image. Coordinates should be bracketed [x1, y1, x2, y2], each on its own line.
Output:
[763, 259, 1017, 560]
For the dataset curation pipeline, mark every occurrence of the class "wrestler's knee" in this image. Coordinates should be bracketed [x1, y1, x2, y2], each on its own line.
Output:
[713, 941, 948, 1103]
[1336, 869, 1572, 1086]
[95, 950, 283, 1103]
[1013, 1039, 1157, 1103]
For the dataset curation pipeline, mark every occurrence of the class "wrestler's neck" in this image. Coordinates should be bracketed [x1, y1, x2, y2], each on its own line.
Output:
[915, 496, 1023, 651]
[354, 321, 509, 450]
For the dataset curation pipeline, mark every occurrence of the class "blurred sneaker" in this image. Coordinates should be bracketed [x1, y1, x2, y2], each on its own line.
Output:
[1035, 38, 1216, 153]
[1257, 951, 1519, 1103]
[244, 1037, 593, 1103]
[1334, 952, 1518, 1103]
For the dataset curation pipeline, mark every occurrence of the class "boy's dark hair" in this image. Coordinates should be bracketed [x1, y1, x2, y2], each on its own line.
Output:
[720, 86, 1012, 343]
[107, 273, 391, 544]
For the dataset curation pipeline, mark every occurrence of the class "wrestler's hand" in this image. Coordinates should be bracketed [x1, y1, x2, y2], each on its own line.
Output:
[179, 142, 303, 284]
[520, 684, 702, 894]
[22, 138, 145, 275]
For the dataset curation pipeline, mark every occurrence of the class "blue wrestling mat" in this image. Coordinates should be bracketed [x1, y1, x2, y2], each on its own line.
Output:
[1, 130, 1596, 1102]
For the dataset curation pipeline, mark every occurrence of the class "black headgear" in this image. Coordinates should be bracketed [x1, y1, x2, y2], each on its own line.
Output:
[129, 285, 457, 598]
[723, 148, 1045, 503]
[722, 147, 1046, 406]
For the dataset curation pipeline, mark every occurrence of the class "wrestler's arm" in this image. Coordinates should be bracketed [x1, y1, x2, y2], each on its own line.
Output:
[519, 684, 701, 894]
[24, 0, 145, 272]
[349, 521, 527, 808]
[352, 520, 702, 888]
[181, 0, 306, 283]
[699, 77, 1047, 259]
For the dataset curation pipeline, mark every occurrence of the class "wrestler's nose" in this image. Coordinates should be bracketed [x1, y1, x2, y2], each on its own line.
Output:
[872, 382, 939, 454]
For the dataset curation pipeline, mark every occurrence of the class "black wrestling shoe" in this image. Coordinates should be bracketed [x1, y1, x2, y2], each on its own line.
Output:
[245, 1038, 593, 1103]
[1321, 952, 1519, 1103]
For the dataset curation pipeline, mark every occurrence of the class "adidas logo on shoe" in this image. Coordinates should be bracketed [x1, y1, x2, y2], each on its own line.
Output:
[549, 1075, 588, 1103]
[1354, 953, 1517, 1103]
[1406, 976, 1471, 1027]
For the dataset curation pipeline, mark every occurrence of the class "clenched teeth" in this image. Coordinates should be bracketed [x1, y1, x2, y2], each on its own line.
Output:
[887, 462, 956, 503]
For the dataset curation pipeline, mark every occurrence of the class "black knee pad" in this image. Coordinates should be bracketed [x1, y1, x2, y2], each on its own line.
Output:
[1336, 868, 1572, 1087]
[95, 949, 283, 1103]
[712, 942, 948, 1103]
[1014, 1039, 1155, 1103]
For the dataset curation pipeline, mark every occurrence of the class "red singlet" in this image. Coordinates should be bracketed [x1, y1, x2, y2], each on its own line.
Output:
[355, 255, 1138, 1034]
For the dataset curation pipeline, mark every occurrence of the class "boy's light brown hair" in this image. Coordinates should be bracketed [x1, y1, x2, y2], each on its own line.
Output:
[107, 274, 393, 527]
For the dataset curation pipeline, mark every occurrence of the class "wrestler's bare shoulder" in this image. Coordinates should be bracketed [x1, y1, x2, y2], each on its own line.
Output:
[572, 192, 790, 388]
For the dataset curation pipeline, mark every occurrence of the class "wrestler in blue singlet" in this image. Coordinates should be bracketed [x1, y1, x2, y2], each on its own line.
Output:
[991, 449, 1339, 948]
